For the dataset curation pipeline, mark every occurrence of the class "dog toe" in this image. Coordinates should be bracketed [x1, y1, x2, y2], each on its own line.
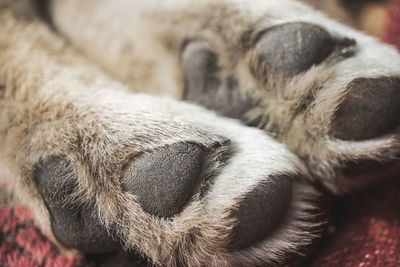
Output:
[330, 77, 400, 141]
[250, 22, 355, 81]
[121, 142, 206, 218]
[229, 174, 293, 250]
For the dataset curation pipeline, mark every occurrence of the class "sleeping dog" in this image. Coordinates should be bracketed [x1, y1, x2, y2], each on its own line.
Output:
[0, 0, 399, 266]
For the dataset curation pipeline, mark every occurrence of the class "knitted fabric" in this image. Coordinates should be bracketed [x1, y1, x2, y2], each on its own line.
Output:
[0, 205, 83, 267]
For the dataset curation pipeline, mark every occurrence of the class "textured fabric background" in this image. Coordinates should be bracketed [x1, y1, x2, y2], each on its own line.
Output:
[384, 0, 400, 49]
[1, 0, 400, 266]
[310, 177, 400, 267]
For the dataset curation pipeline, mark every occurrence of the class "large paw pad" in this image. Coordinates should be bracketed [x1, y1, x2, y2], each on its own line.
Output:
[229, 175, 293, 250]
[250, 22, 355, 81]
[121, 143, 205, 218]
[331, 77, 400, 140]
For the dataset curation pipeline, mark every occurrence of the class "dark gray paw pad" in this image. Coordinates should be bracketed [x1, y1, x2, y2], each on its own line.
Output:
[34, 156, 119, 253]
[229, 174, 293, 250]
[250, 22, 354, 81]
[181, 42, 256, 119]
[122, 143, 206, 218]
[330, 77, 400, 141]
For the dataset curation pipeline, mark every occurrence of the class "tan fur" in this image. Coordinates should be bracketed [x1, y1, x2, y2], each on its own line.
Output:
[1, 0, 399, 266]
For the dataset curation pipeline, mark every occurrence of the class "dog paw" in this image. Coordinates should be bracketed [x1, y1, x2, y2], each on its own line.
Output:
[0, 9, 317, 261]
[45, 0, 400, 192]
[20, 94, 317, 266]
[178, 4, 400, 191]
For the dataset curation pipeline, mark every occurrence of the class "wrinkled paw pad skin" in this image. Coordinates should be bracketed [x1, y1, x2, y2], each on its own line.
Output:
[250, 22, 355, 80]
[121, 142, 205, 218]
[122, 140, 231, 218]
[33, 156, 119, 253]
[330, 77, 400, 141]
[229, 175, 293, 250]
